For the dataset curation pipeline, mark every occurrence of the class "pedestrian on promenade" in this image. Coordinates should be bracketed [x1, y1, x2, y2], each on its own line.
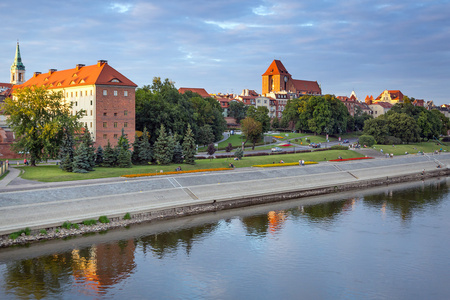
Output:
[301, 160, 304, 166]
[229, 163, 234, 169]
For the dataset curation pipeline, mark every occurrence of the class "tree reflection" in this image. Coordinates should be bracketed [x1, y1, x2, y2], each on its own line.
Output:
[363, 181, 448, 220]
[139, 223, 218, 258]
[290, 199, 350, 224]
[2, 238, 136, 299]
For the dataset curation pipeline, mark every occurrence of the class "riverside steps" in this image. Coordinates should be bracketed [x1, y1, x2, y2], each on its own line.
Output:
[1, 153, 450, 237]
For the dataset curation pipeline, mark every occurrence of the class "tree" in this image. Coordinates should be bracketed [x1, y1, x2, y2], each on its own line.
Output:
[386, 112, 420, 143]
[225, 142, 233, 153]
[207, 143, 217, 156]
[103, 140, 116, 167]
[59, 129, 75, 172]
[363, 117, 389, 144]
[432, 109, 450, 135]
[138, 127, 153, 164]
[80, 127, 96, 170]
[247, 106, 271, 133]
[241, 117, 263, 150]
[234, 147, 244, 159]
[228, 101, 247, 123]
[359, 135, 376, 147]
[3, 86, 82, 166]
[131, 133, 141, 164]
[116, 128, 132, 168]
[72, 143, 91, 173]
[172, 142, 184, 164]
[182, 124, 196, 164]
[154, 124, 174, 165]
[271, 117, 280, 130]
[95, 146, 104, 166]
[197, 124, 214, 146]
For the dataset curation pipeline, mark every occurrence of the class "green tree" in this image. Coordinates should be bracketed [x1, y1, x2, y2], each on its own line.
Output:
[271, 117, 280, 130]
[247, 106, 271, 133]
[431, 109, 450, 135]
[172, 142, 184, 164]
[103, 140, 116, 167]
[72, 143, 91, 173]
[95, 145, 103, 166]
[363, 117, 389, 144]
[138, 127, 153, 164]
[386, 112, 420, 143]
[131, 133, 141, 164]
[154, 124, 173, 165]
[234, 147, 244, 159]
[80, 127, 96, 170]
[59, 129, 75, 172]
[241, 117, 263, 150]
[197, 124, 214, 146]
[3, 86, 83, 166]
[182, 124, 196, 165]
[228, 101, 247, 123]
[358, 135, 376, 147]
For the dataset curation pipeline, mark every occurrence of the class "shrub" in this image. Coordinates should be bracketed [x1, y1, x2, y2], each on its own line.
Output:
[123, 213, 131, 220]
[83, 219, 97, 226]
[62, 221, 72, 229]
[384, 135, 402, 145]
[359, 135, 376, 147]
[234, 148, 244, 159]
[98, 216, 110, 224]
[330, 145, 349, 150]
[40, 229, 47, 235]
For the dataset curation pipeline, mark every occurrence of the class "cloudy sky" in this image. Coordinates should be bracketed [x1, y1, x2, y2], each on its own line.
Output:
[1, 0, 449, 104]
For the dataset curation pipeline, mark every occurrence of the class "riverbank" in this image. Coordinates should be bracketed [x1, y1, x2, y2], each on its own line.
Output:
[1, 153, 449, 247]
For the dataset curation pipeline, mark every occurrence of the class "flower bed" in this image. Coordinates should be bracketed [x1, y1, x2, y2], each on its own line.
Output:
[121, 168, 231, 178]
[273, 136, 284, 139]
[329, 157, 374, 162]
[252, 161, 318, 168]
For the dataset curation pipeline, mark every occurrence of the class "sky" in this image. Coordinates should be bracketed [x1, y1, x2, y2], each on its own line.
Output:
[1, 0, 449, 104]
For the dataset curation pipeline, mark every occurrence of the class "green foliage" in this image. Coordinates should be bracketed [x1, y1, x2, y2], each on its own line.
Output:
[103, 140, 117, 167]
[9, 227, 31, 240]
[95, 146, 104, 166]
[234, 147, 244, 159]
[271, 117, 280, 129]
[117, 147, 132, 168]
[247, 106, 271, 133]
[228, 101, 247, 123]
[330, 145, 349, 150]
[241, 117, 263, 150]
[83, 219, 97, 226]
[72, 143, 91, 173]
[123, 212, 131, 220]
[283, 95, 349, 134]
[40, 229, 47, 235]
[98, 216, 110, 224]
[197, 124, 215, 146]
[154, 124, 174, 164]
[81, 127, 96, 170]
[62, 221, 72, 229]
[225, 142, 233, 152]
[172, 142, 184, 163]
[182, 124, 197, 164]
[359, 135, 376, 147]
[135, 77, 226, 145]
[363, 117, 389, 144]
[138, 127, 153, 164]
[59, 129, 75, 172]
[386, 112, 420, 143]
[3, 86, 83, 166]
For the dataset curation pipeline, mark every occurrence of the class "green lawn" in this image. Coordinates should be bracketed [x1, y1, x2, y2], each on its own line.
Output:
[18, 149, 362, 182]
[371, 142, 449, 156]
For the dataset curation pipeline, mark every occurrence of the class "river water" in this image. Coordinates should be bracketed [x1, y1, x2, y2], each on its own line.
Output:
[0, 178, 449, 299]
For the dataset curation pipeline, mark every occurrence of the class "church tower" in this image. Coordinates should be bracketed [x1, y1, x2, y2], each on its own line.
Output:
[10, 42, 26, 85]
[262, 60, 292, 95]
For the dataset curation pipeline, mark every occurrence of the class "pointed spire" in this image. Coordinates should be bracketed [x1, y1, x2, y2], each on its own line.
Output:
[11, 42, 25, 71]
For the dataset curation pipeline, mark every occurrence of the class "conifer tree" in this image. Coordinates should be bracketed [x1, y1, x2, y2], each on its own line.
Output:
[182, 124, 196, 164]
[116, 128, 132, 167]
[95, 145, 104, 166]
[172, 141, 183, 164]
[154, 124, 173, 164]
[234, 147, 244, 159]
[72, 143, 91, 173]
[103, 140, 117, 167]
[138, 127, 153, 164]
[131, 133, 141, 164]
[81, 127, 96, 170]
[59, 129, 75, 172]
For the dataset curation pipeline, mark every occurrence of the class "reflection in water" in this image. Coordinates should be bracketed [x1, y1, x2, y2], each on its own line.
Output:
[1, 179, 449, 299]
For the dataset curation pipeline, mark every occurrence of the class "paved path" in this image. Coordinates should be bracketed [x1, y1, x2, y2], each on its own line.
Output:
[0, 153, 449, 236]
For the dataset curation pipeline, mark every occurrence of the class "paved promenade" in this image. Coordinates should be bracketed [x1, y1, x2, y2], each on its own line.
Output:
[1, 153, 449, 236]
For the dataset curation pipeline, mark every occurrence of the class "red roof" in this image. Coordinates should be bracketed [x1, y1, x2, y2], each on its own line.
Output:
[262, 60, 291, 76]
[292, 79, 321, 94]
[0, 83, 13, 89]
[178, 87, 210, 98]
[16, 61, 137, 90]
[376, 90, 403, 101]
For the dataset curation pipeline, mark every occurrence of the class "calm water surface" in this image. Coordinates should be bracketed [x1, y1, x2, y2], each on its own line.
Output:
[1, 179, 449, 299]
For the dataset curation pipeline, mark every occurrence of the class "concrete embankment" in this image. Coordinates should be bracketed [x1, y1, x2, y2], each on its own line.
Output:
[0, 153, 449, 245]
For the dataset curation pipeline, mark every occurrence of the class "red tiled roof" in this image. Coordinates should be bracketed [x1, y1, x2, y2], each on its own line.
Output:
[292, 79, 321, 94]
[262, 60, 291, 76]
[178, 87, 210, 98]
[376, 90, 403, 101]
[0, 83, 13, 89]
[17, 61, 137, 90]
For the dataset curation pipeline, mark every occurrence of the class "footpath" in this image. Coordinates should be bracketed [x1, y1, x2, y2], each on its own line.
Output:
[0, 152, 449, 238]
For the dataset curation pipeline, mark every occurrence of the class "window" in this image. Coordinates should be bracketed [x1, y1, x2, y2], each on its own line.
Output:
[103, 112, 107, 116]
[71, 92, 73, 97]
[114, 122, 118, 128]
[114, 90, 118, 96]
[103, 122, 107, 128]
[124, 122, 128, 128]
[114, 113, 117, 116]
[103, 134, 107, 139]
[90, 90, 93, 96]
[90, 100, 93, 105]
[75, 102, 78, 106]
[90, 110, 93, 116]
[85, 91, 88, 96]
[124, 91, 128, 97]
[75, 92, 78, 97]
[90, 122, 92, 128]
[103, 90, 107, 96]
[114, 134, 118, 139]
[124, 110, 128, 116]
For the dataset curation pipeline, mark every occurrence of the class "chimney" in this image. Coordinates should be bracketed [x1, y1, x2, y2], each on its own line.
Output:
[76, 64, 85, 70]
[49, 69, 57, 74]
[97, 60, 108, 67]
[33, 72, 42, 77]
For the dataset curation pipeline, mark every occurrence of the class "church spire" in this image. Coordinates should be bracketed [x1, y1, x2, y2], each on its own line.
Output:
[10, 42, 26, 84]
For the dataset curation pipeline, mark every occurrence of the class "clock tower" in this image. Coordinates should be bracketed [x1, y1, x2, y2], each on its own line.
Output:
[10, 42, 26, 85]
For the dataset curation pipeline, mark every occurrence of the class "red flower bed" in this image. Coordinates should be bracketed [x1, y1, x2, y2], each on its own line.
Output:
[329, 157, 374, 162]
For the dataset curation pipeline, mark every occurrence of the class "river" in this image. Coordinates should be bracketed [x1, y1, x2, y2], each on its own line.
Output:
[1, 178, 449, 299]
